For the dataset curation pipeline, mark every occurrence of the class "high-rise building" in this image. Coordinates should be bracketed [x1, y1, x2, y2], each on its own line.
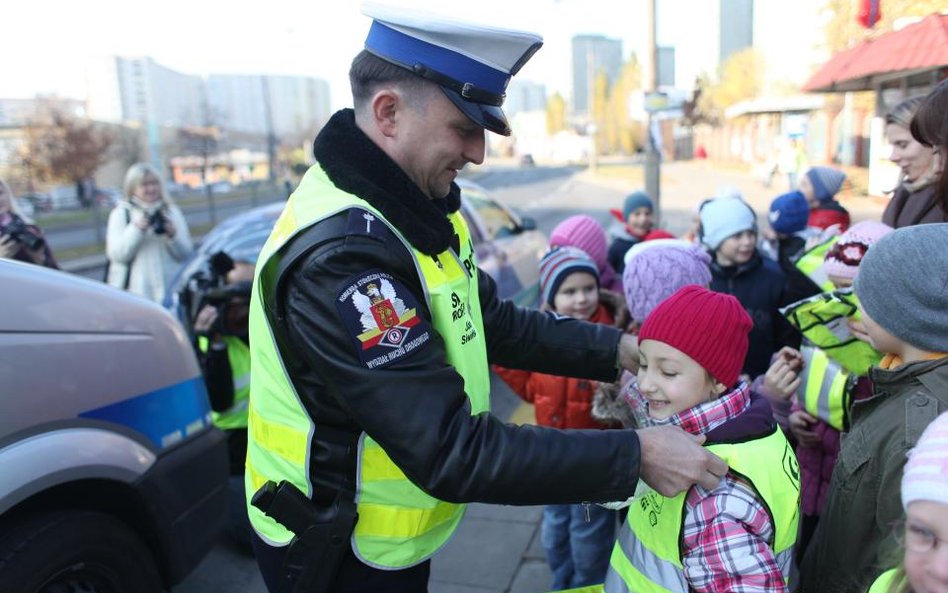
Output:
[86, 57, 205, 128]
[571, 35, 623, 115]
[719, 0, 754, 63]
[657, 47, 676, 89]
[505, 80, 547, 115]
[206, 74, 330, 138]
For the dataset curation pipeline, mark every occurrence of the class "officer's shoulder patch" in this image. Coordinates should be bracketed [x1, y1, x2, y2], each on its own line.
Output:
[345, 208, 389, 243]
[335, 269, 432, 369]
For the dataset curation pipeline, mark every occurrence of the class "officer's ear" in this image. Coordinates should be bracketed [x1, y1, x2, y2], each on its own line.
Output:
[371, 88, 402, 139]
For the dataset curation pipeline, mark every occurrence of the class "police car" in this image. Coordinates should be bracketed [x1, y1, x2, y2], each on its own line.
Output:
[0, 259, 228, 593]
[165, 178, 547, 336]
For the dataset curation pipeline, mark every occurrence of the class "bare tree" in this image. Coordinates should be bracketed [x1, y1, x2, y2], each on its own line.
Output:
[19, 109, 114, 197]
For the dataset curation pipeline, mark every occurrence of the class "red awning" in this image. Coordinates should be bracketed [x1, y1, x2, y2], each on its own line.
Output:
[803, 13, 948, 92]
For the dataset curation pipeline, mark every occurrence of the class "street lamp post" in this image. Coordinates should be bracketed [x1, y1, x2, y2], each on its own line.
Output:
[645, 0, 661, 224]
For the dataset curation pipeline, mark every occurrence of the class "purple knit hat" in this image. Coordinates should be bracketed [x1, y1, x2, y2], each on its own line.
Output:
[822, 220, 894, 281]
[550, 215, 608, 270]
[623, 243, 712, 323]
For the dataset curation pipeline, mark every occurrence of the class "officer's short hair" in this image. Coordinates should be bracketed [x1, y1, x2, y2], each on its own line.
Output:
[349, 50, 434, 109]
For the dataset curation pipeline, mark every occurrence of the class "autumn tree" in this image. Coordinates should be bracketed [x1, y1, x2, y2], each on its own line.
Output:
[605, 54, 645, 154]
[698, 48, 764, 123]
[19, 109, 113, 190]
[545, 92, 568, 136]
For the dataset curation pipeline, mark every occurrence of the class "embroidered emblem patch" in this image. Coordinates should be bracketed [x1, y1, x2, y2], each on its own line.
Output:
[336, 270, 431, 369]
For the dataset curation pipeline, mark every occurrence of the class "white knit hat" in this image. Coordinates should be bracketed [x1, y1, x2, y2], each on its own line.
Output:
[902, 411, 948, 510]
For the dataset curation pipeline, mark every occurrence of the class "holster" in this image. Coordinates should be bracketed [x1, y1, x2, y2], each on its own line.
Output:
[252, 480, 358, 593]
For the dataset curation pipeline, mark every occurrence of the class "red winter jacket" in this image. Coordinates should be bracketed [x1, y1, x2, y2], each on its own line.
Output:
[495, 304, 619, 429]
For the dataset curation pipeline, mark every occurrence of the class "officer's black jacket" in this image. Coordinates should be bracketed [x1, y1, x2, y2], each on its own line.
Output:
[262, 110, 640, 507]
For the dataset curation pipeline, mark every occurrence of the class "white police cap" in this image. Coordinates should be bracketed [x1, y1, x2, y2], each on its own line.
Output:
[361, 2, 543, 136]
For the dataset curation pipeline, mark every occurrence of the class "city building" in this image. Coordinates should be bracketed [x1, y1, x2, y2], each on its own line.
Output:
[657, 47, 676, 89]
[504, 80, 547, 116]
[719, 0, 754, 63]
[571, 34, 624, 115]
[206, 74, 330, 138]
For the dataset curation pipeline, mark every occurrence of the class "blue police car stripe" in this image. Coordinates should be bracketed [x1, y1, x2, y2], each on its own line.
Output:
[79, 377, 212, 449]
[366, 22, 508, 94]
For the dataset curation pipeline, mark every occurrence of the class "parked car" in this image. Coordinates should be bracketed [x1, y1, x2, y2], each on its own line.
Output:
[0, 260, 229, 593]
[164, 178, 546, 335]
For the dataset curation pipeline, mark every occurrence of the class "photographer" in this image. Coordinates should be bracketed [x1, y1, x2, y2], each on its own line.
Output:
[191, 256, 254, 552]
[106, 163, 192, 302]
[0, 178, 58, 269]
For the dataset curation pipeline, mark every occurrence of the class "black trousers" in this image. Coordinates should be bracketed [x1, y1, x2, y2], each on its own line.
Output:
[251, 531, 431, 593]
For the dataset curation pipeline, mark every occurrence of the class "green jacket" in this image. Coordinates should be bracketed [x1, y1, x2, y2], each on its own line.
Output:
[800, 356, 948, 593]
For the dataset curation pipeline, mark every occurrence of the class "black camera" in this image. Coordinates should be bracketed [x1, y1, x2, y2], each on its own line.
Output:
[184, 251, 251, 337]
[2, 216, 44, 251]
[148, 210, 167, 235]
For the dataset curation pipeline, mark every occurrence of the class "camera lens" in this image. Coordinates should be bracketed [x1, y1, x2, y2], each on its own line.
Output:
[151, 212, 166, 235]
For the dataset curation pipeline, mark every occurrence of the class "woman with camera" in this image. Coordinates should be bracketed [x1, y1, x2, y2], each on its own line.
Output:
[0, 178, 58, 269]
[106, 163, 192, 302]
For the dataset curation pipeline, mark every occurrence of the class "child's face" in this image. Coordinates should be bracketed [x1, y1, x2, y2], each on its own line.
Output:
[829, 275, 853, 290]
[553, 271, 599, 321]
[637, 339, 724, 420]
[858, 305, 901, 355]
[904, 500, 948, 593]
[716, 230, 757, 266]
[626, 207, 654, 236]
[798, 174, 817, 205]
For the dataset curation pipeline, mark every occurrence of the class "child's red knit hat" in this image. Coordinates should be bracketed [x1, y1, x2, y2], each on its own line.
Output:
[637, 285, 752, 387]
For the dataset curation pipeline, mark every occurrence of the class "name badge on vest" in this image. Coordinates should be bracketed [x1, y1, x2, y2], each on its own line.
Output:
[336, 270, 432, 369]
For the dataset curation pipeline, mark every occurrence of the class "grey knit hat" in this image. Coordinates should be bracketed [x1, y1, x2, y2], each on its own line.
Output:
[854, 223, 948, 353]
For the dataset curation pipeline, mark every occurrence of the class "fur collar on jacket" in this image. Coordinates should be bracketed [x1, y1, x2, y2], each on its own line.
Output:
[312, 109, 462, 256]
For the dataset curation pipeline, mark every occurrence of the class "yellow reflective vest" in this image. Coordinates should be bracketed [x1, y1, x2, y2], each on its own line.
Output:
[245, 164, 490, 569]
[796, 344, 852, 431]
[781, 287, 882, 376]
[197, 335, 250, 430]
[604, 428, 800, 593]
[867, 568, 899, 593]
[795, 235, 838, 292]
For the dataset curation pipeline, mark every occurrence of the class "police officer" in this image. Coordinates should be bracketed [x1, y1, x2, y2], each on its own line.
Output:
[193, 259, 254, 552]
[246, 6, 727, 592]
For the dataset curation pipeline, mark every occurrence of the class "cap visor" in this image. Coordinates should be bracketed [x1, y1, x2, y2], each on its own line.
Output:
[441, 87, 510, 136]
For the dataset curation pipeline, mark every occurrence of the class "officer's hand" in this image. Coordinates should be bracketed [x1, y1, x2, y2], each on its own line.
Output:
[617, 333, 640, 374]
[636, 425, 728, 496]
[194, 304, 219, 334]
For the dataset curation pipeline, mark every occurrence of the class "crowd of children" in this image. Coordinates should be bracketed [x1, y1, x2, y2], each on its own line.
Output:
[497, 160, 948, 592]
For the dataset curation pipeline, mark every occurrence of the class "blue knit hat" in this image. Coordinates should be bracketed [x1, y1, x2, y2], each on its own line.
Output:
[539, 246, 599, 308]
[698, 197, 757, 251]
[806, 166, 846, 203]
[623, 191, 654, 220]
[768, 191, 810, 235]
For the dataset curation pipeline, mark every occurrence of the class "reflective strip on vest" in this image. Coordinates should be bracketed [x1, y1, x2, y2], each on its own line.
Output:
[797, 345, 850, 431]
[780, 287, 882, 375]
[198, 335, 251, 430]
[794, 235, 837, 292]
[605, 428, 800, 593]
[245, 164, 490, 569]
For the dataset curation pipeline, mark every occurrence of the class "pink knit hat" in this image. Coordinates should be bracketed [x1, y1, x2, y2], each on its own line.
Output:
[638, 285, 752, 387]
[822, 220, 894, 280]
[550, 215, 608, 270]
[902, 411, 948, 510]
